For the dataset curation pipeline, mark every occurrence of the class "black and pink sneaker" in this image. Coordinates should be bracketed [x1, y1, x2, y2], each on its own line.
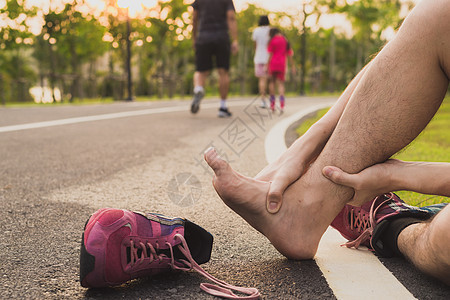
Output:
[80, 208, 259, 299]
[330, 193, 446, 256]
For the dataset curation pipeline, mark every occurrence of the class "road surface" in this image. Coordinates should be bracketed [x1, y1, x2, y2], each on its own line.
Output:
[0, 97, 448, 299]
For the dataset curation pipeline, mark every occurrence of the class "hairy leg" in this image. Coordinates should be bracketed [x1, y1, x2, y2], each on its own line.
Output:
[279, 0, 450, 257]
[207, 0, 450, 259]
[398, 205, 450, 285]
[217, 68, 230, 100]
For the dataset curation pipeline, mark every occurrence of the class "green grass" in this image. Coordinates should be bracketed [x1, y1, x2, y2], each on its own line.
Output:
[295, 96, 450, 206]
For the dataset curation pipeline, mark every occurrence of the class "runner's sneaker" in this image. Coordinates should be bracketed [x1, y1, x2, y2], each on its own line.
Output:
[259, 100, 268, 109]
[330, 193, 444, 255]
[218, 107, 232, 118]
[269, 98, 275, 112]
[80, 208, 259, 299]
[191, 90, 204, 114]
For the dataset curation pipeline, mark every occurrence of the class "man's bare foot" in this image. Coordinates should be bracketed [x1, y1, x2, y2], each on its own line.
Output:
[204, 147, 271, 234]
[204, 147, 330, 259]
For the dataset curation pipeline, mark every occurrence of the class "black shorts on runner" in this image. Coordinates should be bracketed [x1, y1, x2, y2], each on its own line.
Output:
[195, 39, 231, 72]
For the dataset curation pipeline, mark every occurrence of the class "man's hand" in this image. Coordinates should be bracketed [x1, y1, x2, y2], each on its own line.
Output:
[322, 159, 400, 205]
[256, 153, 309, 213]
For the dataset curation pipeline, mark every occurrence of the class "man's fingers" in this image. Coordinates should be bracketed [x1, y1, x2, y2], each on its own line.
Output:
[322, 166, 356, 188]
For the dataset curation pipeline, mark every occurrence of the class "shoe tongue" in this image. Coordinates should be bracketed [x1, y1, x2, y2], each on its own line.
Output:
[183, 220, 213, 265]
[374, 193, 430, 223]
[372, 194, 401, 222]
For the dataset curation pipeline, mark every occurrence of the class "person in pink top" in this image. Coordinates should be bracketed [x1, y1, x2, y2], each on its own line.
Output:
[267, 27, 295, 113]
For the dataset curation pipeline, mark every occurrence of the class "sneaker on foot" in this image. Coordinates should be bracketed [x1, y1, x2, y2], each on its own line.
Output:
[218, 107, 232, 118]
[191, 90, 204, 114]
[330, 193, 440, 253]
[270, 101, 275, 112]
[80, 208, 213, 288]
[259, 100, 267, 109]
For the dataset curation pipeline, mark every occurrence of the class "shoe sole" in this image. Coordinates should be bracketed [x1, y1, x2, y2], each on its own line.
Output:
[190, 93, 203, 114]
[218, 112, 232, 118]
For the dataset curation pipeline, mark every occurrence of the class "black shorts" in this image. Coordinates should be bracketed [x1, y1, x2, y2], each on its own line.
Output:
[195, 39, 231, 71]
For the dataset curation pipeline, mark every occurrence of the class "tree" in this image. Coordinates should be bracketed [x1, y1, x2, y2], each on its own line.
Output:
[0, 0, 37, 103]
[40, 1, 108, 102]
[136, 0, 192, 98]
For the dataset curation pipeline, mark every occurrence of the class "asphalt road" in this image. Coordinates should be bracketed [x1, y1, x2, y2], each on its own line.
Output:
[0, 97, 448, 299]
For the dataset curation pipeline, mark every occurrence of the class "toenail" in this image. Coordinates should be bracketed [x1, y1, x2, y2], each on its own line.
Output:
[204, 147, 215, 155]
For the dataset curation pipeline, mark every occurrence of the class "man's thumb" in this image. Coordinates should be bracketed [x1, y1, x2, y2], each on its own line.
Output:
[322, 166, 355, 188]
[266, 182, 285, 214]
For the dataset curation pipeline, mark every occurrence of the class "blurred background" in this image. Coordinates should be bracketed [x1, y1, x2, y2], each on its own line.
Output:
[0, 0, 418, 105]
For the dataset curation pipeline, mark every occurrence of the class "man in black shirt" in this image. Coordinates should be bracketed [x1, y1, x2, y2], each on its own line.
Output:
[190, 0, 238, 118]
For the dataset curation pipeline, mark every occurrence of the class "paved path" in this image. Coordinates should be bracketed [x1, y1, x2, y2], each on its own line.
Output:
[0, 97, 448, 299]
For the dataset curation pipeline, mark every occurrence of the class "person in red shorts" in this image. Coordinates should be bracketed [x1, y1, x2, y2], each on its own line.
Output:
[267, 27, 295, 113]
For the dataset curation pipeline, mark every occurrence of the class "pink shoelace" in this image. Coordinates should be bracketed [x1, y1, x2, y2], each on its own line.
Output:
[130, 233, 260, 299]
[343, 193, 394, 249]
[130, 239, 166, 265]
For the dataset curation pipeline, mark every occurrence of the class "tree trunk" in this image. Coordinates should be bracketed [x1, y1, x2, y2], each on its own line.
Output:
[0, 74, 5, 106]
[328, 30, 336, 93]
[300, 2, 307, 95]
[239, 39, 249, 95]
[356, 42, 363, 74]
[48, 42, 58, 103]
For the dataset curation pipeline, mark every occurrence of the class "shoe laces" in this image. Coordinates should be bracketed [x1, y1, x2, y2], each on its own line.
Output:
[170, 233, 260, 299]
[343, 193, 394, 249]
[130, 234, 260, 299]
[129, 239, 166, 266]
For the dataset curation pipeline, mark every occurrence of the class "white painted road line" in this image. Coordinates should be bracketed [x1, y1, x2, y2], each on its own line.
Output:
[0, 100, 251, 133]
[265, 104, 416, 300]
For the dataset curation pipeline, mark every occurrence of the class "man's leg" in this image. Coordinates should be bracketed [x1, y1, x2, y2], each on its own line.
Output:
[193, 71, 209, 91]
[206, 0, 449, 259]
[217, 68, 232, 117]
[398, 205, 450, 285]
[191, 71, 209, 114]
[217, 68, 230, 100]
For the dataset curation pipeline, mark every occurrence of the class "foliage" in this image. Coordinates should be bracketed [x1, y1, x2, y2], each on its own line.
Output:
[394, 97, 450, 206]
[37, 1, 108, 101]
[0, 0, 38, 103]
[0, 0, 420, 103]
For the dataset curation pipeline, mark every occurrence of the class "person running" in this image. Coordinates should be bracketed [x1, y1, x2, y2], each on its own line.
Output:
[267, 27, 295, 113]
[190, 0, 239, 118]
[251, 15, 271, 108]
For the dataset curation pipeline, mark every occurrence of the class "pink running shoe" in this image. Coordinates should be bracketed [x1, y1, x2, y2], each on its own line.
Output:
[80, 208, 259, 299]
[330, 193, 438, 253]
